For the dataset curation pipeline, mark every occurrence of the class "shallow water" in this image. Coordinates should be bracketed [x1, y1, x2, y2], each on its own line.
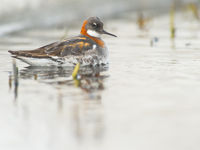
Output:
[1, 11, 200, 150]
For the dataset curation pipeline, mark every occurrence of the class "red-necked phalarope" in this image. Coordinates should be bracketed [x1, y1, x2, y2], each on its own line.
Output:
[8, 17, 117, 66]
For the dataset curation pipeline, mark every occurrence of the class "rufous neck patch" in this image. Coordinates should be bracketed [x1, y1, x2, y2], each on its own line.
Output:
[80, 20, 105, 48]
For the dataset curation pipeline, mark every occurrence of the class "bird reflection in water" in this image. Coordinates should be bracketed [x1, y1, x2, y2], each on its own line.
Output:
[70, 63, 106, 141]
[10, 62, 108, 142]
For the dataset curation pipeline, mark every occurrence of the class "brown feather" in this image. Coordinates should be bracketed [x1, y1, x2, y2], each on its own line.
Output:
[8, 36, 95, 58]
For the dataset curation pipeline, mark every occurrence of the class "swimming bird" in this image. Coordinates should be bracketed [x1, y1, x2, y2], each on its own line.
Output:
[8, 17, 117, 66]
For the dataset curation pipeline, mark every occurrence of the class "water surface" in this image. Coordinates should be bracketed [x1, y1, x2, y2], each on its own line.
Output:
[1, 11, 200, 150]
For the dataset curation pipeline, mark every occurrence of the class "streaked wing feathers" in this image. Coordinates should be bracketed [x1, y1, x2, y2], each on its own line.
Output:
[9, 36, 94, 58]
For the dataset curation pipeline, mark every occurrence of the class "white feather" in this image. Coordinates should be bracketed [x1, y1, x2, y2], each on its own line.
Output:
[92, 44, 97, 50]
[87, 30, 101, 38]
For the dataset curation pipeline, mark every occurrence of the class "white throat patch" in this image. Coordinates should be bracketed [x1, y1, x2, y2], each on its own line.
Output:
[87, 30, 101, 38]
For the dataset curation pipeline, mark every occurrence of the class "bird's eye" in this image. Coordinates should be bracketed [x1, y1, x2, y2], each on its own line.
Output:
[92, 23, 97, 27]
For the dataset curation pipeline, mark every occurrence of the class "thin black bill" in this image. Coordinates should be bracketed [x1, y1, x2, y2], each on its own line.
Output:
[102, 30, 117, 37]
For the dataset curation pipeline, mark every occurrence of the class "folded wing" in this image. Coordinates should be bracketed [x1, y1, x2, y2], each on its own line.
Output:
[8, 36, 94, 58]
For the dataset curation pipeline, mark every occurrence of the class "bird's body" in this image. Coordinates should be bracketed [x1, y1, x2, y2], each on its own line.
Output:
[9, 17, 116, 66]
[9, 35, 108, 66]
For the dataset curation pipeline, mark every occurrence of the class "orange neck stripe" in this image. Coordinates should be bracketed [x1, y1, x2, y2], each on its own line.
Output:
[80, 20, 105, 48]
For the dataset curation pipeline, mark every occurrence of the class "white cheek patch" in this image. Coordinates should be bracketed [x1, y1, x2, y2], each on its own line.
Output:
[87, 30, 101, 38]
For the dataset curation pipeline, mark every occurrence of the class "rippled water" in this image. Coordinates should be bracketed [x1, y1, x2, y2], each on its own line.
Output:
[1, 11, 200, 150]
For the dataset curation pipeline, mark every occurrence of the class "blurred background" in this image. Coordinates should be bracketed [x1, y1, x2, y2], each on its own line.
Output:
[0, 0, 198, 35]
[1, 0, 200, 150]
